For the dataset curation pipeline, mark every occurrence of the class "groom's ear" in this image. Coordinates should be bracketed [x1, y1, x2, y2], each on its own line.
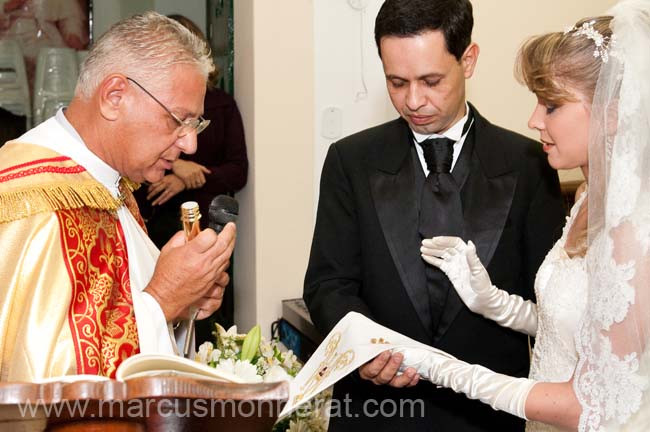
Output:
[461, 43, 479, 79]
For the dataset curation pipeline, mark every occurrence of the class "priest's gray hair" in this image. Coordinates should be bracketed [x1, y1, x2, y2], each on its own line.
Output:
[75, 11, 214, 98]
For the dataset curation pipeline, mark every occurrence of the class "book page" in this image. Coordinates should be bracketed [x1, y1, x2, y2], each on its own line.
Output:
[115, 353, 245, 383]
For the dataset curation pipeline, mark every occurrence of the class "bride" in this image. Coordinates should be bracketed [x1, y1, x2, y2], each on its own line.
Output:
[405, 0, 650, 430]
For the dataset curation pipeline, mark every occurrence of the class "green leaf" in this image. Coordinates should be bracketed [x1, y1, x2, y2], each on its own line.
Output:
[240, 325, 261, 362]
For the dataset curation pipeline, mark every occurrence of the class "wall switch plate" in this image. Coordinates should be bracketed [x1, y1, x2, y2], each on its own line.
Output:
[347, 0, 368, 10]
[321, 106, 342, 139]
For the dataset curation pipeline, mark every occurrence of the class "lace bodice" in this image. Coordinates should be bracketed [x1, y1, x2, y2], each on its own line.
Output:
[526, 191, 589, 432]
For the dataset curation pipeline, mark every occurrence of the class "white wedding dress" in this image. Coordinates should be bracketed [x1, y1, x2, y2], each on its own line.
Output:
[522, 184, 650, 432]
[526, 190, 588, 432]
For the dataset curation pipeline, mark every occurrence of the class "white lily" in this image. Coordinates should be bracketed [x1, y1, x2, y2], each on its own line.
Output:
[263, 364, 292, 383]
[215, 358, 263, 383]
[215, 323, 239, 338]
[209, 348, 222, 363]
[195, 341, 214, 364]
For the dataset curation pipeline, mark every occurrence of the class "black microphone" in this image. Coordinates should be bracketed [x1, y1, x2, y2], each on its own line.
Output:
[181, 195, 237, 357]
[208, 195, 238, 233]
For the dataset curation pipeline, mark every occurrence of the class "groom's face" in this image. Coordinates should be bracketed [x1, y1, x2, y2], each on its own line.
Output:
[380, 30, 478, 135]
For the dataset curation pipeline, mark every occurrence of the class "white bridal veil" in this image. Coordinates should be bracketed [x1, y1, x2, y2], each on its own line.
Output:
[574, 0, 650, 430]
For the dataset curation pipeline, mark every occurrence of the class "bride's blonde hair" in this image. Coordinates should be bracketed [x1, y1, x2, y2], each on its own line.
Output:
[514, 16, 613, 258]
[515, 16, 613, 106]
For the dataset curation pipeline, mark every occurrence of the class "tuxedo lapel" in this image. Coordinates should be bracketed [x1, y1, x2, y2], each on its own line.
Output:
[433, 107, 518, 343]
[369, 120, 433, 338]
[463, 162, 517, 268]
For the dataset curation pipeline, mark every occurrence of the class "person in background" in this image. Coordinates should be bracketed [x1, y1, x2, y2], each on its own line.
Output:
[134, 14, 247, 335]
[0, 106, 26, 147]
[0, 11, 235, 381]
[303, 0, 565, 430]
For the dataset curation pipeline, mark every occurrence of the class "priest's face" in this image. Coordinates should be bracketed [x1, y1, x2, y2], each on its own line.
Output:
[379, 30, 478, 135]
[119, 64, 207, 184]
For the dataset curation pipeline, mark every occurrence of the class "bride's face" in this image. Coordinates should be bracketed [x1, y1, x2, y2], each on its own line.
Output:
[527, 90, 591, 174]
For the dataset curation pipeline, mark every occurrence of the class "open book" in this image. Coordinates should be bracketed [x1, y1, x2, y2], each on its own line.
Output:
[33, 353, 245, 385]
[34, 312, 451, 419]
[116, 353, 245, 383]
[279, 311, 453, 417]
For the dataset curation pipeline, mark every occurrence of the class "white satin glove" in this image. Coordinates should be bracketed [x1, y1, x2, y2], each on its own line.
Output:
[393, 345, 457, 379]
[421, 236, 538, 337]
[396, 347, 536, 419]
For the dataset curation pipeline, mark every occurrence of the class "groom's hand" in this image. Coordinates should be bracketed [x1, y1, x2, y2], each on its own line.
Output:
[358, 350, 420, 387]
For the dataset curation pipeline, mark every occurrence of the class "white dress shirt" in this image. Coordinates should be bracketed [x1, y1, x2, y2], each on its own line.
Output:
[412, 102, 473, 176]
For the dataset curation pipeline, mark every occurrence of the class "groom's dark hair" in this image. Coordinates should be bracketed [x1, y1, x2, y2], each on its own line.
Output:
[374, 0, 474, 61]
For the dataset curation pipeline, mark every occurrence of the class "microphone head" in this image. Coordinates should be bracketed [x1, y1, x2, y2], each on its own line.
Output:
[208, 195, 239, 233]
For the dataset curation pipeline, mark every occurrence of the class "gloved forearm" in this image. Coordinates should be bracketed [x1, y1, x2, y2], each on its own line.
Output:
[430, 356, 536, 418]
[421, 237, 538, 336]
[398, 347, 537, 419]
[480, 285, 538, 336]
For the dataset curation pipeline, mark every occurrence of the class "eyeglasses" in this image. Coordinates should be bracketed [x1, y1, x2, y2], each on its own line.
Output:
[126, 77, 210, 136]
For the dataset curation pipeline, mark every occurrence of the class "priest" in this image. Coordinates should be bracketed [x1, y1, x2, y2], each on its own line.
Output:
[0, 12, 235, 381]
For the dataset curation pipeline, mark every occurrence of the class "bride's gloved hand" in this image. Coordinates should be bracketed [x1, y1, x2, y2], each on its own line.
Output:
[395, 347, 537, 419]
[421, 236, 538, 336]
[392, 346, 456, 380]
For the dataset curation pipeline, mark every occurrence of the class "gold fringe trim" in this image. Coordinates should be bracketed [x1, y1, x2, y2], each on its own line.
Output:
[0, 181, 122, 224]
[120, 177, 140, 193]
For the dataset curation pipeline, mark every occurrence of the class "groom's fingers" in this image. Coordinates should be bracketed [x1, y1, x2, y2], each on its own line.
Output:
[359, 351, 409, 386]
[388, 366, 418, 388]
[405, 369, 420, 387]
[359, 352, 421, 388]
[359, 351, 391, 381]
[374, 352, 404, 385]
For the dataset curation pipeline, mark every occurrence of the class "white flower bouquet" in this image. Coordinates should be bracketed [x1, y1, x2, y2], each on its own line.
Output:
[195, 324, 331, 432]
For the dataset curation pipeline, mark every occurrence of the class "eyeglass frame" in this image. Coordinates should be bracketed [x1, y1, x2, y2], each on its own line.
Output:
[126, 77, 210, 137]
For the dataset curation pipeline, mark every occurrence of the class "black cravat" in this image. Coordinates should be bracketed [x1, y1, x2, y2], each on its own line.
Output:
[417, 135, 464, 332]
[419, 137, 455, 192]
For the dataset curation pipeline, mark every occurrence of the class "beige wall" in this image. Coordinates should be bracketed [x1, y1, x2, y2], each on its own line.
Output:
[233, 1, 314, 336]
[233, 0, 617, 336]
[470, 0, 617, 182]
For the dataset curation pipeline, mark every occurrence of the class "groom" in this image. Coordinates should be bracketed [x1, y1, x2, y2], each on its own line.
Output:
[303, 0, 565, 430]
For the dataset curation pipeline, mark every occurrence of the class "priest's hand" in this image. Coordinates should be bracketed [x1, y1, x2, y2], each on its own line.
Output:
[358, 350, 420, 387]
[174, 271, 229, 320]
[145, 222, 236, 322]
[195, 271, 229, 320]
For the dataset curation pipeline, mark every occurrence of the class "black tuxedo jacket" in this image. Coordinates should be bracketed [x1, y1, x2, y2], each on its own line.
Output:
[304, 105, 566, 431]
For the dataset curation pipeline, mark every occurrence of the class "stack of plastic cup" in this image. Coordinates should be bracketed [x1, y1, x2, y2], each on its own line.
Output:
[0, 39, 31, 129]
[33, 47, 79, 125]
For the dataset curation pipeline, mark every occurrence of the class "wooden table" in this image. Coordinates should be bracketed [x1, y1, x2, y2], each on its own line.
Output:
[0, 377, 288, 431]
